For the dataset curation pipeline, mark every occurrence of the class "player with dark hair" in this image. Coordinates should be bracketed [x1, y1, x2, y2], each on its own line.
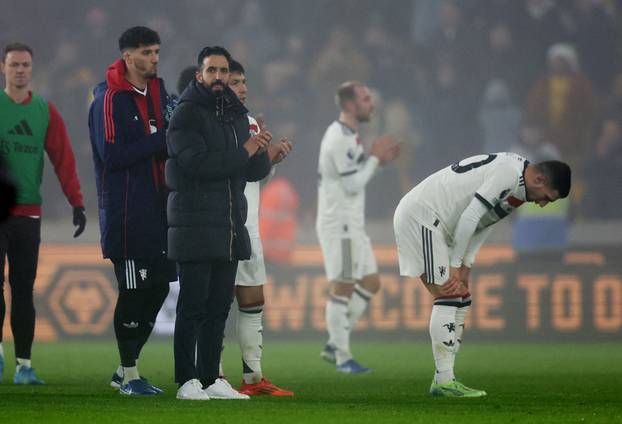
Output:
[167, 46, 272, 400]
[222, 58, 293, 396]
[89, 26, 174, 396]
[393, 153, 571, 397]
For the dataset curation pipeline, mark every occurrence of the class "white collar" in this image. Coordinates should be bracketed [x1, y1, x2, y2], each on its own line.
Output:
[132, 85, 148, 96]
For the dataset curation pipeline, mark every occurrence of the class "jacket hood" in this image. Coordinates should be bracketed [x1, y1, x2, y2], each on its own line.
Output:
[179, 80, 248, 119]
[105, 59, 164, 94]
[106, 59, 135, 92]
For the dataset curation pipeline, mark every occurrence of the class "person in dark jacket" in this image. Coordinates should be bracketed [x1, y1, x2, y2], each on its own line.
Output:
[167, 46, 272, 400]
[88, 26, 175, 396]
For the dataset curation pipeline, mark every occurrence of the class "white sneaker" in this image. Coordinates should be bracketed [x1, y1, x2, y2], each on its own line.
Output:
[177, 379, 210, 400]
[205, 378, 250, 400]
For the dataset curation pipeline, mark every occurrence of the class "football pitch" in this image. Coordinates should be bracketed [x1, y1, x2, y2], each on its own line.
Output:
[0, 341, 620, 423]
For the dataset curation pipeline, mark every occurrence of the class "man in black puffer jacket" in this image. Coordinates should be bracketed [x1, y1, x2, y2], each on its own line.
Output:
[166, 46, 272, 400]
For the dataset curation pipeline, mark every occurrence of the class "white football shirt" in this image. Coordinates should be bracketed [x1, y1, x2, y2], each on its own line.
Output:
[398, 152, 528, 245]
[316, 121, 379, 236]
[244, 115, 261, 238]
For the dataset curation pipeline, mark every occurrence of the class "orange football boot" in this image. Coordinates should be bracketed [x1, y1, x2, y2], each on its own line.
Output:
[239, 378, 294, 396]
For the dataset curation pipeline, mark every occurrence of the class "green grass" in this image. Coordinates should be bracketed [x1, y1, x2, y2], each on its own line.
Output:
[0, 341, 621, 423]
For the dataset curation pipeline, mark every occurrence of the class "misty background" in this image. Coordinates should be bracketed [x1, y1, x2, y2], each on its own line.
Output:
[2, 0, 621, 247]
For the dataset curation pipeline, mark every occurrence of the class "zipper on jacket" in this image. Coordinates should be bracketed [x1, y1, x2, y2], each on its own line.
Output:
[228, 179, 234, 261]
[228, 125, 239, 261]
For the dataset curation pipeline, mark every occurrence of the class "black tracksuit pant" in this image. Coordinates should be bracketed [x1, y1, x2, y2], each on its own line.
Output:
[0, 216, 40, 360]
[174, 259, 237, 387]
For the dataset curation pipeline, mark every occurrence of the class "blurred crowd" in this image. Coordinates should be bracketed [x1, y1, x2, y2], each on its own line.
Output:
[2, 0, 621, 221]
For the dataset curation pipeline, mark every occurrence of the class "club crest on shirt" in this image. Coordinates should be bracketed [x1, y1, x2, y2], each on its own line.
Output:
[249, 123, 259, 136]
[439, 265, 446, 277]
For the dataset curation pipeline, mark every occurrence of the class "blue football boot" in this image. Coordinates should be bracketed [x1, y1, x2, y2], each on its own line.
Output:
[119, 378, 160, 396]
[13, 366, 45, 385]
[336, 359, 372, 374]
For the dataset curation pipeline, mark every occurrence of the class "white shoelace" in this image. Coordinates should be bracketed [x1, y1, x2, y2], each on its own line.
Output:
[191, 379, 204, 392]
[218, 378, 234, 390]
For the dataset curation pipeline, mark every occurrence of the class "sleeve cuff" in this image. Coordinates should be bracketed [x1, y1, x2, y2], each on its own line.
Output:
[367, 155, 380, 168]
[474, 192, 493, 209]
[450, 257, 463, 268]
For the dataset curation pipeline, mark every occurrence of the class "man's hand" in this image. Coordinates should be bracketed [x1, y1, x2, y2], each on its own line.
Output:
[244, 131, 272, 156]
[370, 135, 400, 164]
[268, 137, 293, 164]
[458, 265, 471, 288]
[73, 207, 86, 238]
[439, 276, 466, 297]
[256, 114, 266, 133]
[449, 266, 460, 280]
[440, 266, 468, 297]
[384, 142, 401, 162]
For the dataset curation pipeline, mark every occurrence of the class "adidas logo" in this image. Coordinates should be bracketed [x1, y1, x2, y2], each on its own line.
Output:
[8, 120, 33, 136]
[122, 321, 139, 329]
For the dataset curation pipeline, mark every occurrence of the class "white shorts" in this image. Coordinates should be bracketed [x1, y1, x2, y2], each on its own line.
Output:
[318, 233, 378, 282]
[235, 237, 267, 286]
[393, 210, 450, 285]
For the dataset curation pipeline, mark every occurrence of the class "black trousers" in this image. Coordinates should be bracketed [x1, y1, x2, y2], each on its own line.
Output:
[111, 258, 175, 368]
[174, 259, 237, 387]
[0, 216, 40, 359]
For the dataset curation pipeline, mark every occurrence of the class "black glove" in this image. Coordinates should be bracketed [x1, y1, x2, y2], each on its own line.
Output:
[72, 206, 86, 238]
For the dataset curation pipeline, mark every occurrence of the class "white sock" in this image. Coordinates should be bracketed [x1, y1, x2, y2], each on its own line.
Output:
[0, 343, 4, 357]
[429, 302, 458, 384]
[16, 358, 31, 370]
[348, 284, 373, 329]
[326, 294, 352, 365]
[122, 366, 140, 384]
[219, 341, 225, 377]
[452, 296, 471, 375]
[237, 306, 264, 384]
[455, 301, 471, 356]
[115, 365, 124, 377]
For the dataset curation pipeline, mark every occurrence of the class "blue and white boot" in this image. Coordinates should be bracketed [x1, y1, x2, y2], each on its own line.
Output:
[336, 359, 372, 374]
[119, 378, 160, 396]
[13, 366, 45, 385]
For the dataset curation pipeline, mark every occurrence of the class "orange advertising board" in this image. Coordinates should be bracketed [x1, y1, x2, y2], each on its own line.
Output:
[2, 244, 620, 341]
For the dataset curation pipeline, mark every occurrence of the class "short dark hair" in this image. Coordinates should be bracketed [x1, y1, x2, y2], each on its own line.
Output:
[229, 59, 245, 75]
[3, 43, 33, 62]
[177, 65, 197, 95]
[335, 81, 364, 109]
[197, 46, 232, 69]
[118, 26, 160, 52]
[537, 160, 571, 198]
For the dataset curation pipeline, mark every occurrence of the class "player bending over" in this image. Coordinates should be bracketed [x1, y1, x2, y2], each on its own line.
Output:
[393, 153, 570, 397]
